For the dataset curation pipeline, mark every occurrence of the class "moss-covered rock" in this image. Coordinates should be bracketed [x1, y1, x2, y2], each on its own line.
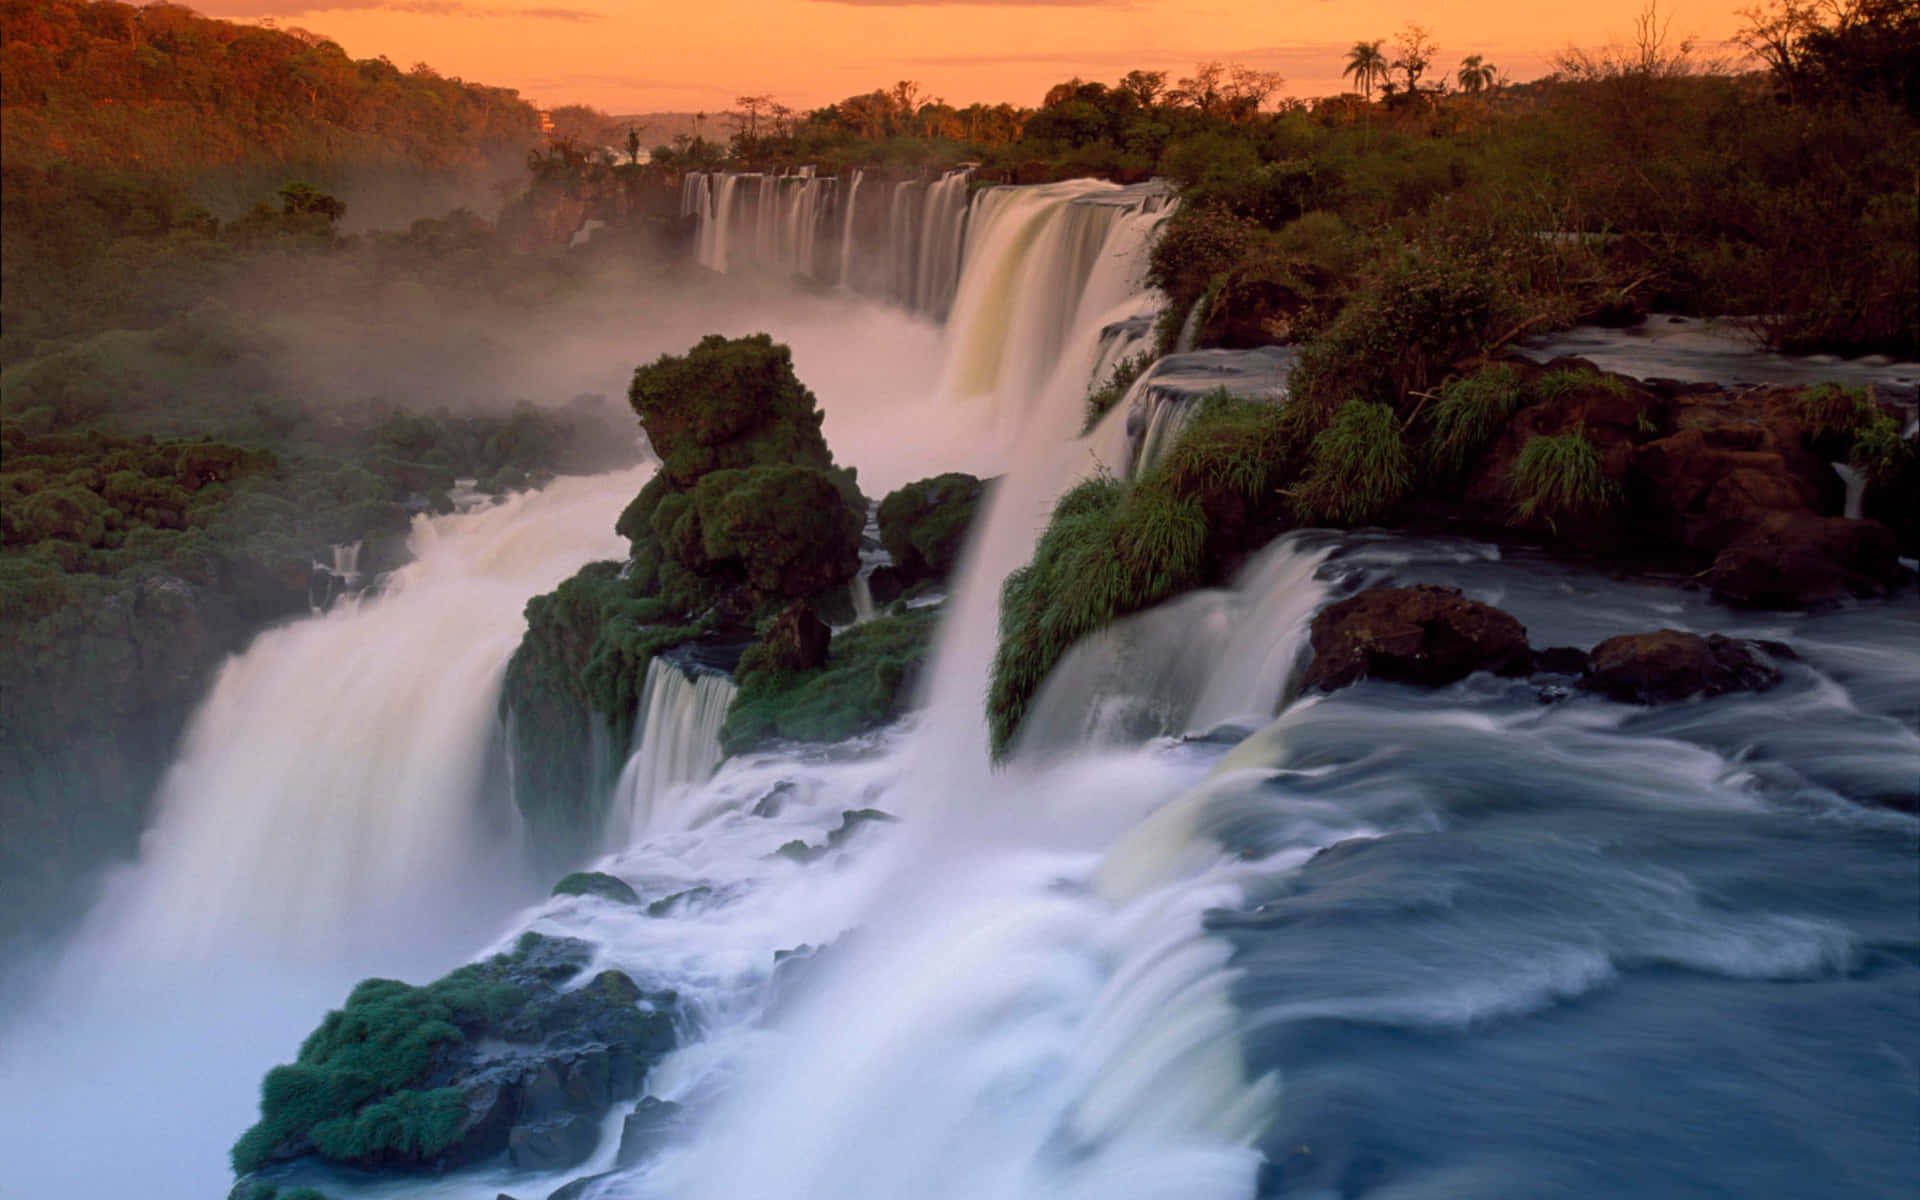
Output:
[722, 607, 938, 754]
[690, 465, 861, 596]
[550, 872, 640, 905]
[503, 334, 868, 860]
[876, 473, 985, 587]
[231, 933, 676, 1181]
[628, 333, 840, 490]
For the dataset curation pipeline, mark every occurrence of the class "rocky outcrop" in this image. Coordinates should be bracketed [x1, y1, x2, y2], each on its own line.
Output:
[1460, 361, 1910, 607]
[744, 602, 831, 676]
[231, 934, 679, 1183]
[1304, 589, 1786, 707]
[1303, 585, 1533, 692]
[1583, 631, 1783, 703]
[551, 871, 641, 905]
[877, 473, 986, 590]
[1707, 511, 1903, 609]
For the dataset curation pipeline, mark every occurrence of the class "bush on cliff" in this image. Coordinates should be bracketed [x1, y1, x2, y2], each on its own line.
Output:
[233, 933, 664, 1177]
[722, 606, 940, 754]
[1290, 400, 1411, 527]
[989, 395, 1298, 755]
[877, 473, 986, 586]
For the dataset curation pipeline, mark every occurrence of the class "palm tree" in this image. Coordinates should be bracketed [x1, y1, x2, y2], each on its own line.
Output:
[1456, 55, 1497, 95]
[1343, 40, 1388, 102]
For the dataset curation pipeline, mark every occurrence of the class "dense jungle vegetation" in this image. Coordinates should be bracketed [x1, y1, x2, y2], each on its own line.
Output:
[0, 0, 538, 173]
[644, 1, 1917, 358]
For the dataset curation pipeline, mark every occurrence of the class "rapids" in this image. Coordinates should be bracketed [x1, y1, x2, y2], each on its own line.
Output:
[2, 179, 1915, 1200]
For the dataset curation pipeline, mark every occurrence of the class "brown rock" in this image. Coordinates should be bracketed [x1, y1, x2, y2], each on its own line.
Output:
[1304, 585, 1532, 692]
[755, 601, 831, 674]
[1708, 511, 1903, 609]
[1584, 630, 1782, 703]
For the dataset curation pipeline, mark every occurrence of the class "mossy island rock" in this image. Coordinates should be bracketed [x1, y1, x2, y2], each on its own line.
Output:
[722, 606, 938, 755]
[230, 933, 678, 1184]
[1303, 585, 1533, 693]
[502, 334, 866, 866]
[551, 871, 640, 905]
[876, 472, 985, 592]
[1582, 630, 1783, 704]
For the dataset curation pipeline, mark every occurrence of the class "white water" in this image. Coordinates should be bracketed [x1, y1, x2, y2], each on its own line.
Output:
[0, 468, 649, 1200]
[4, 180, 1264, 1200]
[686, 169, 977, 318]
[607, 658, 738, 847]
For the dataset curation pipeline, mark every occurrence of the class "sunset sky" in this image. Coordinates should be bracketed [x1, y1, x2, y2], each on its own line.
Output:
[193, 1, 1754, 114]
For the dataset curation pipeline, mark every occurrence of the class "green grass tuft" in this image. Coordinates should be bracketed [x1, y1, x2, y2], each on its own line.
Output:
[1428, 363, 1525, 475]
[1850, 418, 1914, 485]
[1509, 429, 1616, 531]
[1083, 352, 1154, 434]
[1290, 400, 1411, 526]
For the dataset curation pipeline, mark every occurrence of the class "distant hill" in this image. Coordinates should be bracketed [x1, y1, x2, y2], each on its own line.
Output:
[0, 0, 540, 174]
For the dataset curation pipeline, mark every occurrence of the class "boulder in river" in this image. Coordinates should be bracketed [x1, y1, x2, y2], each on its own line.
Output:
[1582, 630, 1782, 703]
[1303, 585, 1533, 692]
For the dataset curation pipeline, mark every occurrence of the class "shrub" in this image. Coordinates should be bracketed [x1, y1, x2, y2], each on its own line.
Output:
[1428, 363, 1525, 475]
[1850, 420, 1914, 485]
[721, 606, 939, 753]
[1288, 249, 1507, 410]
[1084, 352, 1153, 433]
[1509, 430, 1616, 530]
[1290, 400, 1411, 526]
[876, 473, 986, 582]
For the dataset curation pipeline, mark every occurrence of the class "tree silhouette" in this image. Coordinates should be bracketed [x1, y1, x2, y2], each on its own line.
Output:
[1343, 40, 1388, 101]
[1457, 55, 1497, 94]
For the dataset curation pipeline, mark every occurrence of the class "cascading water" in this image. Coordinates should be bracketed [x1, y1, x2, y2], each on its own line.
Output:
[606, 657, 738, 846]
[83, 467, 649, 967]
[10, 180, 1915, 1200]
[686, 169, 975, 318]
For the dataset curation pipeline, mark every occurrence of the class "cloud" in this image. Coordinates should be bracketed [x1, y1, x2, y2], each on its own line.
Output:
[196, 2, 603, 20]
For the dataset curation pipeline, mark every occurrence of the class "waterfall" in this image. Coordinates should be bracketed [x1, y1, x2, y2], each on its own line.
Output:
[912, 169, 972, 319]
[935, 181, 1172, 441]
[687, 169, 976, 317]
[1010, 536, 1334, 758]
[838, 169, 863, 287]
[887, 180, 922, 305]
[82, 467, 646, 966]
[608, 656, 737, 842]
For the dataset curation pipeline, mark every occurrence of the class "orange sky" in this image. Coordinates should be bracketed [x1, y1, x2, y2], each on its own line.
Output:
[195, 1, 1754, 114]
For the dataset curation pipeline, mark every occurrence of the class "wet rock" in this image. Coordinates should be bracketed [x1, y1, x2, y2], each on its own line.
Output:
[877, 473, 985, 588]
[1708, 511, 1904, 608]
[551, 872, 640, 905]
[234, 933, 681, 1179]
[1532, 646, 1590, 674]
[509, 1112, 600, 1172]
[548, 1175, 611, 1200]
[866, 564, 907, 607]
[1583, 630, 1782, 703]
[1304, 586, 1532, 692]
[616, 1097, 686, 1166]
[755, 601, 831, 673]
